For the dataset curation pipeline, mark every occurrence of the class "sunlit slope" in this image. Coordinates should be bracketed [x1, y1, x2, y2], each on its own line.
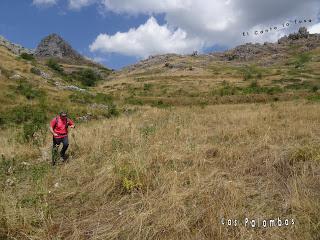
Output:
[1, 101, 320, 239]
[98, 45, 320, 106]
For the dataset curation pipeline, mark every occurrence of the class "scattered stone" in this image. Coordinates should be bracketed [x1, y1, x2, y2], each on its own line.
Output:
[21, 162, 31, 166]
[40, 71, 51, 79]
[5, 178, 15, 187]
[90, 103, 109, 109]
[77, 113, 93, 122]
[63, 85, 86, 92]
[9, 73, 23, 80]
[54, 81, 86, 92]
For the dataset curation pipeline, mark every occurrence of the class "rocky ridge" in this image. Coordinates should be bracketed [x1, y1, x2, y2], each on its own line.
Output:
[0, 35, 33, 55]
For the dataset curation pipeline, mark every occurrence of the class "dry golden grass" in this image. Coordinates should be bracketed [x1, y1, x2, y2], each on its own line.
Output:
[1, 100, 320, 239]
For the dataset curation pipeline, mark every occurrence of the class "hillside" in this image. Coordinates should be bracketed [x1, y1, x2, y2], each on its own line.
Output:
[100, 28, 320, 107]
[1, 28, 320, 240]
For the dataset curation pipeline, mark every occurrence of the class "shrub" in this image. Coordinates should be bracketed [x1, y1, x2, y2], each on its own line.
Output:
[151, 100, 170, 108]
[20, 53, 34, 61]
[115, 162, 143, 194]
[46, 59, 63, 73]
[241, 81, 283, 95]
[143, 83, 152, 91]
[69, 92, 93, 104]
[78, 68, 101, 87]
[5, 104, 48, 141]
[16, 81, 45, 100]
[211, 82, 238, 96]
[294, 53, 311, 68]
[311, 86, 319, 92]
[95, 93, 113, 104]
[125, 96, 144, 105]
[30, 67, 41, 75]
[240, 65, 263, 81]
[103, 103, 119, 118]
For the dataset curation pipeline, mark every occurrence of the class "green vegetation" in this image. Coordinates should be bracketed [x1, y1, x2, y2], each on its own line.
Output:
[77, 68, 101, 87]
[241, 81, 283, 94]
[46, 58, 64, 73]
[293, 52, 311, 68]
[30, 67, 41, 75]
[124, 96, 144, 105]
[150, 100, 171, 108]
[239, 65, 264, 81]
[20, 53, 35, 61]
[211, 82, 237, 96]
[15, 80, 45, 100]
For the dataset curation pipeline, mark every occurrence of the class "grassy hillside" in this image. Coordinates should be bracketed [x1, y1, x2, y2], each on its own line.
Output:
[0, 46, 117, 141]
[1, 38, 320, 239]
[99, 46, 320, 107]
[1, 102, 320, 239]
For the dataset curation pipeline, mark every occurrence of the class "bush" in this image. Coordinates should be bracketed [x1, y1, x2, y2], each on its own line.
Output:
[5, 104, 48, 141]
[30, 67, 41, 75]
[143, 83, 152, 91]
[211, 82, 238, 96]
[46, 59, 63, 73]
[240, 65, 263, 81]
[20, 53, 34, 61]
[294, 53, 311, 68]
[125, 97, 144, 105]
[78, 68, 101, 87]
[69, 92, 93, 104]
[241, 81, 283, 95]
[151, 100, 171, 108]
[16, 80, 45, 100]
[95, 93, 113, 104]
[103, 103, 119, 118]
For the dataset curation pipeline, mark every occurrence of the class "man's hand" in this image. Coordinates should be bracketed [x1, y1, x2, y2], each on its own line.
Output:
[50, 126, 58, 137]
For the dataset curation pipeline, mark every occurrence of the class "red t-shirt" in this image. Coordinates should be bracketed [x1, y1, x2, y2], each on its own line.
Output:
[50, 116, 74, 138]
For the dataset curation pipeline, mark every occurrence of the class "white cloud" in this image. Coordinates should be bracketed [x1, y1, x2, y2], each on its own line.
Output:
[33, 0, 320, 57]
[91, 0, 320, 57]
[68, 0, 96, 10]
[309, 23, 320, 34]
[90, 17, 203, 58]
[33, 0, 58, 6]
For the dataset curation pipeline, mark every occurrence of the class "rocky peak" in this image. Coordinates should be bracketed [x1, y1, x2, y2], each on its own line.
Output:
[34, 33, 84, 61]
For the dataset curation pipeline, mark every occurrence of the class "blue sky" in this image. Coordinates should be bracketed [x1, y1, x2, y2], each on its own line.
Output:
[0, 0, 319, 69]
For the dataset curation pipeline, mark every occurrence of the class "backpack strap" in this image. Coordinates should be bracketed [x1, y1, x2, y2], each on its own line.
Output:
[53, 116, 69, 130]
[53, 116, 59, 130]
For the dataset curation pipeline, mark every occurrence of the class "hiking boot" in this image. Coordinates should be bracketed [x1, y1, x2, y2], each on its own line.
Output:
[61, 154, 69, 162]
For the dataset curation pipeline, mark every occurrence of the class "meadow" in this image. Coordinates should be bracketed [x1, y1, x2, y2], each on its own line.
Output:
[1, 100, 319, 239]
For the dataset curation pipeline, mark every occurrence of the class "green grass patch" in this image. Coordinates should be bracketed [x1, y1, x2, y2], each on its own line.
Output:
[47, 58, 64, 74]
[241, 81, 283, 95]
[15, 80, 45, 100]
[20, 53, 35, 61]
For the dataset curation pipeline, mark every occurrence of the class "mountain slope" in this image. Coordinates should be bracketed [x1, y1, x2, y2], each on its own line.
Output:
[1, 28, 320, 240]
[98, 28, 320, 107]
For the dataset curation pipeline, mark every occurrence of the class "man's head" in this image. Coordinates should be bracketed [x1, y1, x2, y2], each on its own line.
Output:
[59, 111, 67, 119]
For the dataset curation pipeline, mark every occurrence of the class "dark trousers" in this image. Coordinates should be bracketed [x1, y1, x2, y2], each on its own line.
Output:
[52, 136, 69, 165]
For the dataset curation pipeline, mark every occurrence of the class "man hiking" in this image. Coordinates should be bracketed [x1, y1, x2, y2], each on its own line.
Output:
[49, 111, 75, 166]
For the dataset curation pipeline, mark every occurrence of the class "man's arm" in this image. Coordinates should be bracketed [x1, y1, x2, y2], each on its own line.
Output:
[68, 119, 75, 129]
[49, 126, 58, 137]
